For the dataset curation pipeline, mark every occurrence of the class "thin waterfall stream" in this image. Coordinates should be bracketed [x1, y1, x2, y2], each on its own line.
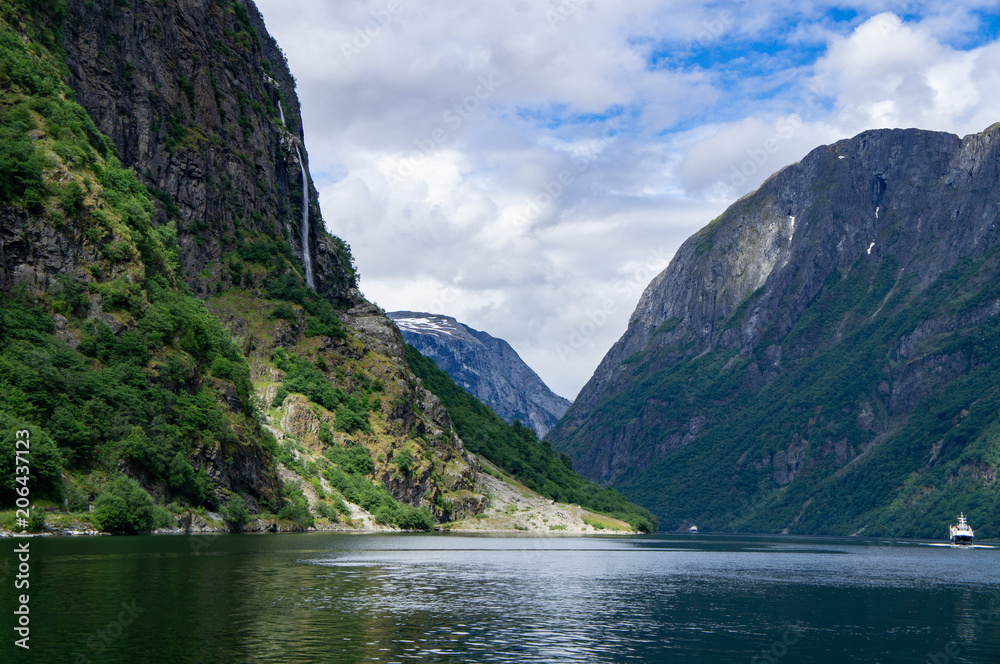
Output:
[295, 146, 314, 289]
[280, 99, 314, 289]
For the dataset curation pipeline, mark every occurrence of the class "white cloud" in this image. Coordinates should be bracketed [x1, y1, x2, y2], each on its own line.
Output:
[812, 12, 1000, 134]
[256, 1, 1000, 399]
[674, 11, 1000, 201]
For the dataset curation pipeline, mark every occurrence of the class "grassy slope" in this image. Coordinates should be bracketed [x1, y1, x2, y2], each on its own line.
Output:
[405, 345, 658, 532]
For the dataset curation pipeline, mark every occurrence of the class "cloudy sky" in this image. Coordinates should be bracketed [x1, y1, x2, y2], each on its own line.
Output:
[256, 0, 1000, 400]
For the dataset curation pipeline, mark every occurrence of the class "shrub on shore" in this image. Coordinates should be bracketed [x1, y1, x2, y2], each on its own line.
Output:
[92, 475, 157, 535]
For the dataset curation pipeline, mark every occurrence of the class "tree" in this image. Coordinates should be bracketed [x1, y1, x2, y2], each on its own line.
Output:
[394, 504, 433, 531]
[222, 494, 251, 531]
[27, 509, 45, 533]
[119, 426, 167, 476]
[168, 451, 204, 503]
[92, 475, 157, 535]
[277, 483, 314, 528]
[394, 448, 414, 473]
[0, 417, 64, 506]
[66, 484, 89, 512]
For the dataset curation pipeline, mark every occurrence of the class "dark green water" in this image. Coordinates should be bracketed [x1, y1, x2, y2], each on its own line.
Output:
[2, 533, 999, 663]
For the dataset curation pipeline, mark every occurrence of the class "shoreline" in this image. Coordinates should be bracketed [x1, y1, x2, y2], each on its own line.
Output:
[0, 523, 640, 538]
[3, 522, 994, 543]
[0, 506, 642, 538]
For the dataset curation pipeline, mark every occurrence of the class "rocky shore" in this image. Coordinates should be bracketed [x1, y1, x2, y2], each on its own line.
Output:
[2, 465, 637, 538]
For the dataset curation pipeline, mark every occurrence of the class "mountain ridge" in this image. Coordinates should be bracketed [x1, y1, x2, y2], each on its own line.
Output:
[549, 125, 1000, 538]
[388, 311, 571, 437]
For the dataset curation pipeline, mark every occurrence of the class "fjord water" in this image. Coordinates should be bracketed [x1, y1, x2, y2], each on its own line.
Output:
[10, 533, 1000, 663]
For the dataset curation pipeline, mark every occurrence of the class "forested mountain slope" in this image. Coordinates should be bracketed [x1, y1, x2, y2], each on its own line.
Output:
[549, 126, 1000, 538]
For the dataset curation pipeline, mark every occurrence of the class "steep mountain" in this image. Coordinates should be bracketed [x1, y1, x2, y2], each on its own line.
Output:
[549, 125, 1000, 538]
[62, 0, 356, 303]
[388, 312, 571, 437]
[0, 0, 490, 530]
[0, 0, 286, 511]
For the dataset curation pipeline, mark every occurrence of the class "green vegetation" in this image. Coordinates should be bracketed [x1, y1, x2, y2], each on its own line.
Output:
[320, 448, 433, 530]
[223, 0, 259, 52]
[0, 283, 262, 508]
[267, 273, 347, 338]
[0, 415, 64, 505]
[0, 3, 279, 525]
[222, 494, 251, 528]
[274, 434, 434, 531]
[325, 468, 434, 530]
[0, 107, 47, 204]
[271, 348, 373, 433]
[321, 435, 375, 474]
[27, 509, 46, 533]
[276, 481, 314, 528]
[404, 345, 657, 532]
[394, 448, 414, 473]
[606, 247, 1000, 539]
[582, 513, 630, 532]
[66, 483, 89, 512]
[0, 2, 109, 210]
[92, 475, 158, 535]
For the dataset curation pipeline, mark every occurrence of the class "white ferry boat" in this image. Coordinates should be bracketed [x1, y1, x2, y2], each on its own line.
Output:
[949, 513, 974, 546]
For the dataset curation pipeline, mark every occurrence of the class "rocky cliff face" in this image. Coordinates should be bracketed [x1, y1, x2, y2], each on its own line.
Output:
[549, 126, 1000, 538]
[388, 312, 572, 437]
[61, 0, 356, 304]
[55, 0, 492, 522]
[0, 0, 490, 526]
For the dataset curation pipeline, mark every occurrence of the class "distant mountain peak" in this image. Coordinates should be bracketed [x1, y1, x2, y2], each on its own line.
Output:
[388, 312, 571, 437]
[391, 313, 463, 337]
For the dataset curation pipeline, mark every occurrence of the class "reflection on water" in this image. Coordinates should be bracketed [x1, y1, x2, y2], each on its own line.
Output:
[4, 533, 1000, 663]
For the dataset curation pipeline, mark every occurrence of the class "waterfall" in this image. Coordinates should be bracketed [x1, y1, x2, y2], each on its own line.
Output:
[295, 146, 314, 289]
[281, 99, 312, 288]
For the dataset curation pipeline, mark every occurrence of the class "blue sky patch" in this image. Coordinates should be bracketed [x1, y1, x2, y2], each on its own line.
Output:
[963, 10, 1000, 48]
[515, 104, 634, 131]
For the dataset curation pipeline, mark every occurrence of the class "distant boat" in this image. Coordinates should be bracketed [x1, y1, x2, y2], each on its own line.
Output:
[688, 525, 698, 533]
[949, 513, 974, 546]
